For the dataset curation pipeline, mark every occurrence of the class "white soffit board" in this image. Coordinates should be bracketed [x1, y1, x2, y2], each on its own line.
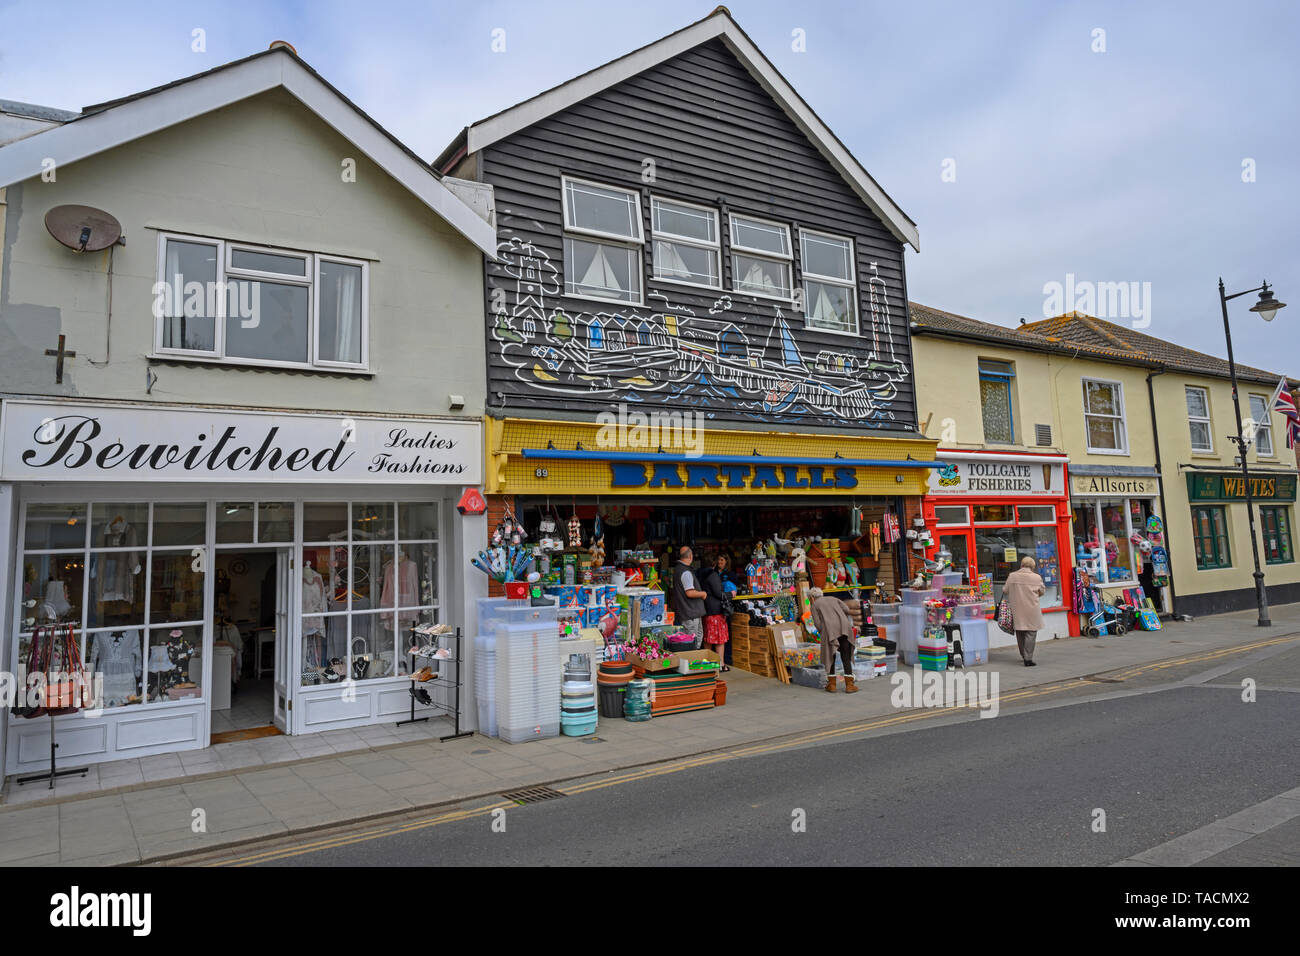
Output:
[464, 14, 919, 251]
[0, 53, 497, 257]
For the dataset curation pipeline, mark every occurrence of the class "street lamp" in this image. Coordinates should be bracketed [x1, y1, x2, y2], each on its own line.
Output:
[1218, 278, 1287, 627]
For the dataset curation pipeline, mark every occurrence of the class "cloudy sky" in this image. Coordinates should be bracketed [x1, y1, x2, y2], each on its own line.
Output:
[3, 0, 1297, 374]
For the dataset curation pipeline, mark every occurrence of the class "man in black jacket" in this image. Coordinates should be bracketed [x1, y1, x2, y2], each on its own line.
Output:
[671, 546, 708, 650]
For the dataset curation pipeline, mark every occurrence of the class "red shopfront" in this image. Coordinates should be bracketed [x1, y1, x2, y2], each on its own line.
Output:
[922, 450, 1075, 642]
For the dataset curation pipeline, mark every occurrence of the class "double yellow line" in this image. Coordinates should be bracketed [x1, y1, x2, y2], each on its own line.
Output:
[203, 634, 1296, 866]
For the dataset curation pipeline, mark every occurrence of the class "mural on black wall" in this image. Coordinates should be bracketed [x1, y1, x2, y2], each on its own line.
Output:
[488, 236, 911, 424]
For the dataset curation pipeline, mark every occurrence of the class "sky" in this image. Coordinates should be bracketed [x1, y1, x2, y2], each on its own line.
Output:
[2, 0, 1297, 376]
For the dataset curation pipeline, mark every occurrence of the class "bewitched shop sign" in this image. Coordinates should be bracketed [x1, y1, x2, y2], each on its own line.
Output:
[0, 401, 482, 484]
[610, 461, 860, 491]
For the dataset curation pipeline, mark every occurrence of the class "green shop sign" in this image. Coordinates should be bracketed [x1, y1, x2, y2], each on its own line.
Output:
[1186, 471, 1297, 503]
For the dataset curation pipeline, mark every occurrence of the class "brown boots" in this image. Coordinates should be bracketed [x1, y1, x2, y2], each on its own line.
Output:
[826, 675, 859, 693]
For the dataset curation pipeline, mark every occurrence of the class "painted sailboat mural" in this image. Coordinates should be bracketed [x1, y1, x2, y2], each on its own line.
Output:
[489, 236, 910, 424]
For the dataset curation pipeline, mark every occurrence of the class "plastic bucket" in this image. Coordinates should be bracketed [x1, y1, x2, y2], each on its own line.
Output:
[599, 683, 626, 718]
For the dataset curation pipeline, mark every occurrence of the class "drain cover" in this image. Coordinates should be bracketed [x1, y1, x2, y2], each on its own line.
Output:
[501, 785, 566, 805]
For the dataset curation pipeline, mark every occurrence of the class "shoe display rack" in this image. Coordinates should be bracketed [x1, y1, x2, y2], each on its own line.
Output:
[399, 624, 472, 741]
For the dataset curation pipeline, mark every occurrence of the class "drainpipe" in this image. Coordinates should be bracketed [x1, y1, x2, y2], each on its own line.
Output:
[1146, 368, 1178, 616]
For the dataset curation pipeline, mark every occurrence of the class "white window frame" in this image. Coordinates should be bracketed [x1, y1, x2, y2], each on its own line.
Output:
[560, 176, 644, 306]
[934, 505, 970, 527]
[152, 231, 369, 373]
[728, 213, 793, 302]
[1015, 505, 1057, 525]
[1082, 378, 1129, 455]
[799, 228, 858, 336]
[312, 254, 371, 370]
[1185, 385, 1214, 453]
[561, 175, 643, 243]
[650, 196, 721, 291]
[1249, 393, 1275, 458]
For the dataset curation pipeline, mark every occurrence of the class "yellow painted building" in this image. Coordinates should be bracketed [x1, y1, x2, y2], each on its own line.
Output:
[911, 303, 1300, 621]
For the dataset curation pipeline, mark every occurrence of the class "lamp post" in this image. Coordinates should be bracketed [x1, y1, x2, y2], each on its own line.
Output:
[1218, 278, 1287, 627]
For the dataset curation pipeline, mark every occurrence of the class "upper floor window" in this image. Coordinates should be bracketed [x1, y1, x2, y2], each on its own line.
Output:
[978, 358, 1016, 443]
[800, 230, 857, 334]
[1083, 378, 1128, 454]
[729, 214, 791, 300]
[1185, 386, 1213, 452]
[1249, 393, 1274, 457]
[561, 177, 642, 304]
[155, 233, 368, 371]
[651, 197, 720, 289]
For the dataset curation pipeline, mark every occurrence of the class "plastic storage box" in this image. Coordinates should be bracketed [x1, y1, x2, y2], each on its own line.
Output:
[958, 617, 990, 665]
[495, 603, 561, 744]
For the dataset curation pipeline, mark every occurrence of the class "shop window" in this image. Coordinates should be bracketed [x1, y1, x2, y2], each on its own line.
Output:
[1083, 379, 1128, 453]
[974, 525, 1061, 608]
[934, 505, 970, 526]
[300, 501, 440, 687]
[23, 502, 88, 551]
[1185, 386, 1213, 453]
[1249, 394, 1274, 457]
[561, 177, 643, 304]
[972, 504, 1015, 524]
[978, 360, 1016, 443]
[257, 502, 294, 543]
[216, 502, 256, 544]
[15, 500, 208, 710]
[1192, 505, 1231, 570]
[1261, 506, 1293, 564]
[651, 197, 720, 289]
[800, 230, 856, 333]
[155, 233, 369, 371]
[1016, 505, 1056, 524]
[730, 213, 792, 300]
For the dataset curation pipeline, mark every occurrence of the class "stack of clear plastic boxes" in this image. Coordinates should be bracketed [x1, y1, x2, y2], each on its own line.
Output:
[494, 601, 561, 744]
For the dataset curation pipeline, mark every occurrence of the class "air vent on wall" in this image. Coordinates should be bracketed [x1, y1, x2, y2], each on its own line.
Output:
[1035, 424, 1053, 447]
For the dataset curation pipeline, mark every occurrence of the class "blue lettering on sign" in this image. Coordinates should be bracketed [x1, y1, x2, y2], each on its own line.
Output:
[649, 463, 685, 488]
[686, 465, 722, 488]
[809, 466, 835, 489]
[722, 465, 750, 488]
[605, 462, 861, 490]
[781, 466, 809, 489]
[610, 463, 647, 487]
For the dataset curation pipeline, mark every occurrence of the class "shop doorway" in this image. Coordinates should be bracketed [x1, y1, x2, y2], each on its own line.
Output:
[209, 546, 294, 743]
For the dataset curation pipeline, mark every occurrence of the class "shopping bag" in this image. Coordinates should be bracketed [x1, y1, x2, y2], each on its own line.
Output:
[995, 598, 1016, 635]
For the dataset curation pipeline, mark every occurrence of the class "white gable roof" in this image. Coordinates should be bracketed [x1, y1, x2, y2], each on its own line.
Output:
[0, 50, 498, 256]
[459, 9, 919, 251]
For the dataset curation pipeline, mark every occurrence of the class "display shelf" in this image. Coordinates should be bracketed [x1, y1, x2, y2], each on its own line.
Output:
[398, 624, 471, 741]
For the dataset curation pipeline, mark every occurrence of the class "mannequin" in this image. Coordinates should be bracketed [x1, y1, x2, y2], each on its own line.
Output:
[301, 560, 327, 669]
[94, 514, 142, 603]
[380, 550, 420, 628]
[89, 630, 142, 707]
[42, 577, 72, 618]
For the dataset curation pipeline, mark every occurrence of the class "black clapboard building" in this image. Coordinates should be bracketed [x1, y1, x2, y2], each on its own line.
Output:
[436, 8, 922, 435]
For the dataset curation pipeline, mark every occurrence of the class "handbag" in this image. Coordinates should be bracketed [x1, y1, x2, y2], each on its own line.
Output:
[42, 625, 89, 713]
[995, 598, 1016, 635]
[350, 638, 371, 681]
[12, 626, 47, 719]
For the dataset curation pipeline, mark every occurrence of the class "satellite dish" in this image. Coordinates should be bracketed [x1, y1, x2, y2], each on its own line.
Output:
[44, 205, 122, 253]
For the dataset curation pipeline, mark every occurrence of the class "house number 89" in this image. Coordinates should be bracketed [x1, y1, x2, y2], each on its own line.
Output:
[534, 467, 548, 478]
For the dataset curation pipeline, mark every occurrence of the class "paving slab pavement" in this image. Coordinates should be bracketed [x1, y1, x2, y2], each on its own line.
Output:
[1, 602, 1298, 866]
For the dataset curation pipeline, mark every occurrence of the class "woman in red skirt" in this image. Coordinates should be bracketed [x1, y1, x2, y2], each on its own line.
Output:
[700, 554, 731, 671]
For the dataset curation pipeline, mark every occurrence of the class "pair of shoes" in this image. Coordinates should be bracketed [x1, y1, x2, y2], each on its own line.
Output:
[844, 677, 860, 694]
[825, 676, 838, 693]
[1024, 660, 1037, 667]
[410, 666, 438, 682]
[409, 684, 433, 705]
[409, 645, 451, 661]
[720, 665, 731, 672]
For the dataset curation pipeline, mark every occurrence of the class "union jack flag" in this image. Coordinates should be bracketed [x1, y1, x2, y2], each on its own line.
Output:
[1270, 377, 1300, 449]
